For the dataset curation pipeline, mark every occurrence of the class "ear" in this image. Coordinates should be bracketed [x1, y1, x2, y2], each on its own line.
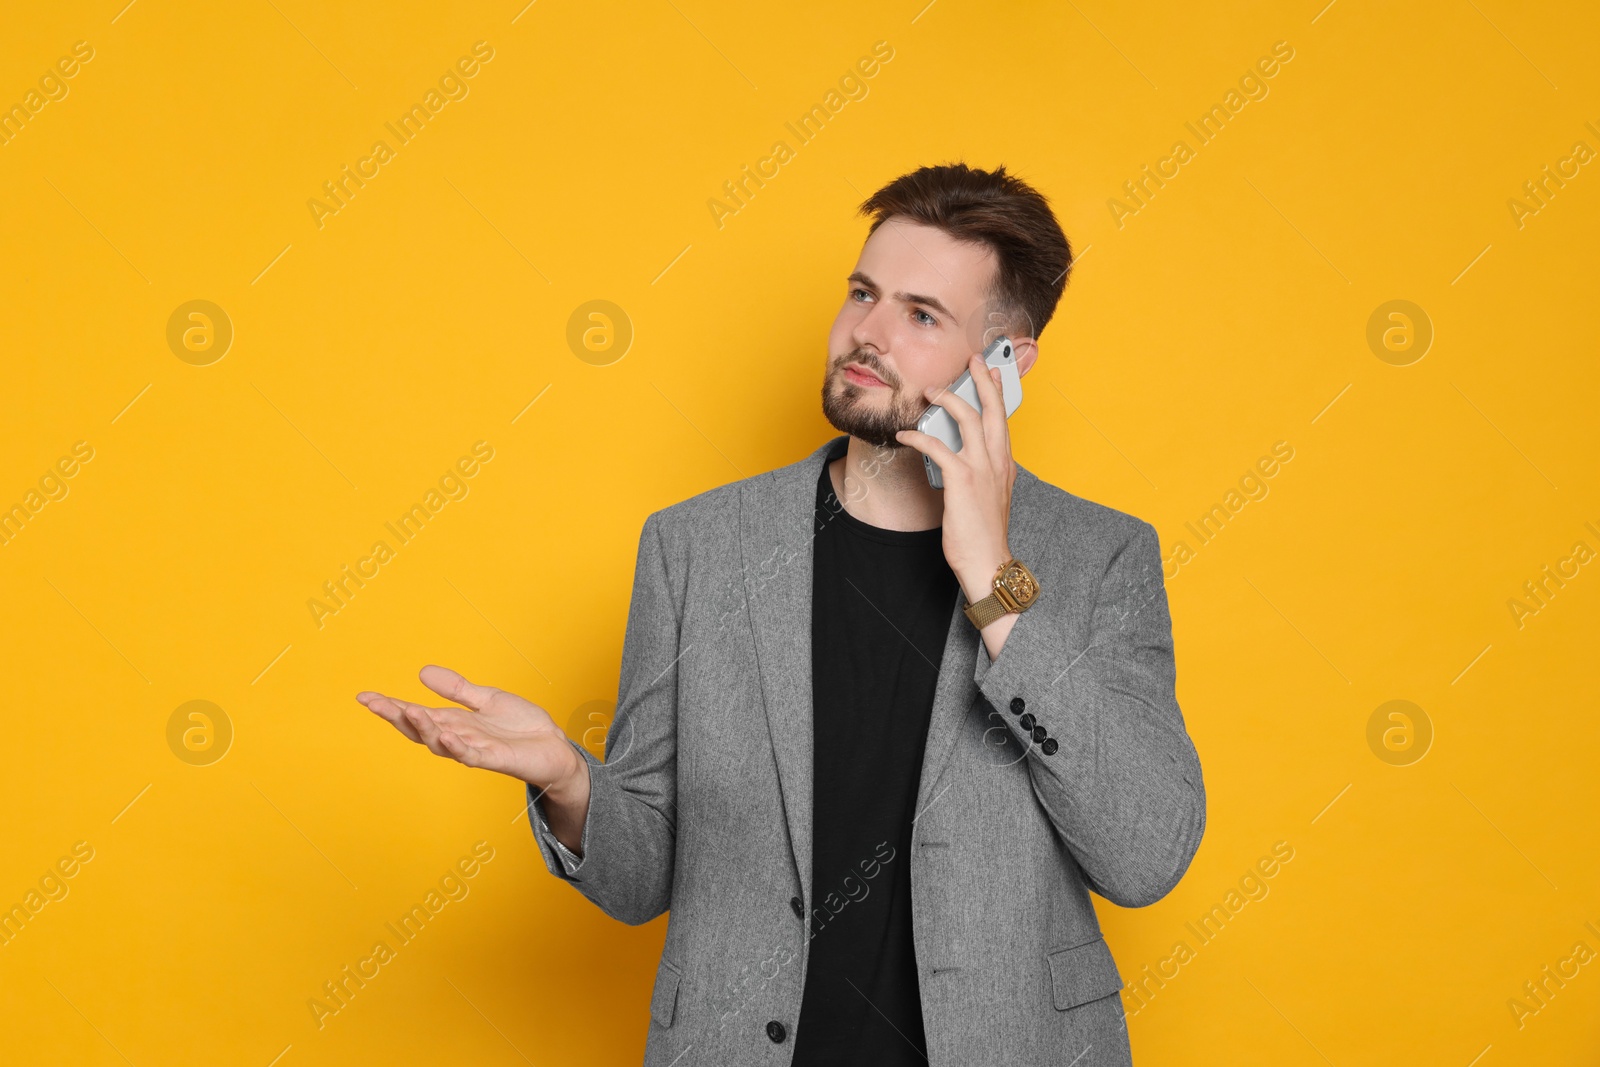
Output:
[1011, 337, 1039, 376]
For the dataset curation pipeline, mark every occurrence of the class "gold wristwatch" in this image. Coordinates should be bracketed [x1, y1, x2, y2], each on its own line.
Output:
[962, 558, 1040, 629]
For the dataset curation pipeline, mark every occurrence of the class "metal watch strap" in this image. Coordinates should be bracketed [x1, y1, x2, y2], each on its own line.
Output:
[963, 591, 1012, 630]
[963, 558, 1023, 629]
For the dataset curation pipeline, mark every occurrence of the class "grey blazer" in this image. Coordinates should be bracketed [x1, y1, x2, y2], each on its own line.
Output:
[527, 433, 1206, 1065]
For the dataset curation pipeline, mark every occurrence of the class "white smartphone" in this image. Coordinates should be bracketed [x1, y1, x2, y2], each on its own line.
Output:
[915, 335, 1023, 488]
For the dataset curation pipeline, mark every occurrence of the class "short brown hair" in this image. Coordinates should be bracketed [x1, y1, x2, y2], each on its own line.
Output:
[856, 162, 1072, 341]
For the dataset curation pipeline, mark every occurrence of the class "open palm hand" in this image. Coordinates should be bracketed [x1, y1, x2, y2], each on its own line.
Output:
[357, 665, 580, 792]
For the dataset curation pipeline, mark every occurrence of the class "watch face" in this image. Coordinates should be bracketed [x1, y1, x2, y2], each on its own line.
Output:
[999, 562, 1039, 606]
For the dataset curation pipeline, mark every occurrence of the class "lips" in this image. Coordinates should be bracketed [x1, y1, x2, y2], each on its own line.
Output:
[843, 364, 886, 387]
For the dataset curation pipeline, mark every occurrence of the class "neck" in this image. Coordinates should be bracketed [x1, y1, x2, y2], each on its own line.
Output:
[829, 435, 944, 532]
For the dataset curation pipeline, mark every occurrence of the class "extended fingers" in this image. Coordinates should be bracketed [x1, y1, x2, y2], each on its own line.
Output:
[972, 358, 1009, 450]
[358, 692, 423, 742]
[927, 362, 982, 433]
[895, 427, 959, 471]
[402, 703, 451, 756]
[930, 354, 1005, 457]
[437, 729, 483, 768]
[418, 664, 500, 712]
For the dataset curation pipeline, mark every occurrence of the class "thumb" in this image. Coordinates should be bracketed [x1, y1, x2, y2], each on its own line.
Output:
[418, 664, 499, 712]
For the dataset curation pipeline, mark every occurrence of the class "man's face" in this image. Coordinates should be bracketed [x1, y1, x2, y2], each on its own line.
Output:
[822, 217, 1017, 450]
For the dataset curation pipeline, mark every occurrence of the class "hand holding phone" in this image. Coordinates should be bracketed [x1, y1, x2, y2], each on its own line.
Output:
[914, 336, 1023, 488]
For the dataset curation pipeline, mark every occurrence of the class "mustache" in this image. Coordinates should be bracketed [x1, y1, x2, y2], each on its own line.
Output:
[837, 350, 897, 385]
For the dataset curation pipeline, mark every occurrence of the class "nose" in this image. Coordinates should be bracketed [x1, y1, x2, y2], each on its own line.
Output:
[850, 298, 891, 357]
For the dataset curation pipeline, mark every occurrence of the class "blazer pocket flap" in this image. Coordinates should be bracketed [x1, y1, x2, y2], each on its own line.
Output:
[1047, 937, 1124, 1010]
[650, 961, 682, 1027]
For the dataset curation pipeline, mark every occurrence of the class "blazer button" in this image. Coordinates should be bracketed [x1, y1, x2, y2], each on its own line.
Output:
[1041, 737, 1059, 756]
[790, 896, 804, 920]
[1031, 725, 1048, 744]
[1018, 713, 1036, 732]
[1010, 696, 1026, 715]
[766, 1020, 787, 1043]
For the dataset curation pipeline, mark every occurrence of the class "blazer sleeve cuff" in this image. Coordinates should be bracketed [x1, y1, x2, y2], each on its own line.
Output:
[526, 740, 596, 878]
[970, 603, 1076, 762]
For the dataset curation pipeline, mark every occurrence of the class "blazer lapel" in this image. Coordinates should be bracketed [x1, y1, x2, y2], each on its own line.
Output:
[740, 436, 838, 900]
[740, 433, 1043, 897]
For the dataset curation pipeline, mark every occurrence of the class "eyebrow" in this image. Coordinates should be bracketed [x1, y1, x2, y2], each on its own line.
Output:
[847, 271, 959, 325]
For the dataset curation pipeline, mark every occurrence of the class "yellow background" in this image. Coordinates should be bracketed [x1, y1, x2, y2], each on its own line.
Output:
[3, 0, 1597, 1063]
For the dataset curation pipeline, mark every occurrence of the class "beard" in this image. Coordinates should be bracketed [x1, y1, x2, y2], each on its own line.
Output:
[820, 349, 926, 449]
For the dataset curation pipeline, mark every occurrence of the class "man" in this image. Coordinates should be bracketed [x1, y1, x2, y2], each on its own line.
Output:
[358, 162, 1206, 1065]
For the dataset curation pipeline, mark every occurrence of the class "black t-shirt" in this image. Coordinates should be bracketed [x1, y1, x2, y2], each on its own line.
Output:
[791, 447, 958, 1064]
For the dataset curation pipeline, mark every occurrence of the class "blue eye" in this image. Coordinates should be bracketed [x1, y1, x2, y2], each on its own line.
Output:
[850, 287, 873, 302]
[913, 309, 936, 326]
